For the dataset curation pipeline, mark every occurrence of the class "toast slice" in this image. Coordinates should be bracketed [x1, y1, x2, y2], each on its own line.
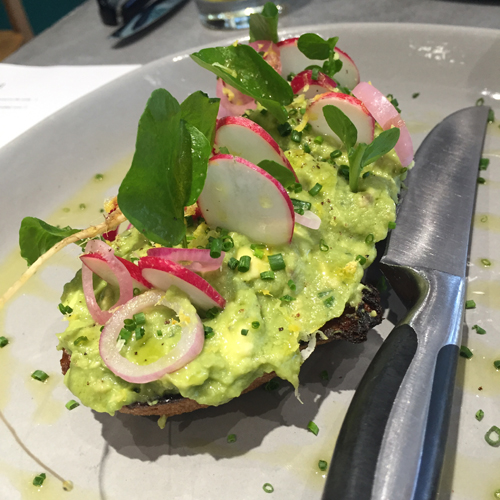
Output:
[60, 285, 382, 417]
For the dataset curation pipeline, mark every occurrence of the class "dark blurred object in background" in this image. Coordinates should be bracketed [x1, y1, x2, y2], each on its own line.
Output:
[97, 0, 151, 26]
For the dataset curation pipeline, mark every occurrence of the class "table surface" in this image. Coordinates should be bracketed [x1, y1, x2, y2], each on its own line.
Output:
[5, 0, 500, 66]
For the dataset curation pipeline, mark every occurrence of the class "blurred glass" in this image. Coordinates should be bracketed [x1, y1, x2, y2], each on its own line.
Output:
[194, 0, 285, 30]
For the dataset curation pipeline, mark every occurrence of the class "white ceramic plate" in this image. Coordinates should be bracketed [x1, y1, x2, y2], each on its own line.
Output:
[0, 23, 499, 500]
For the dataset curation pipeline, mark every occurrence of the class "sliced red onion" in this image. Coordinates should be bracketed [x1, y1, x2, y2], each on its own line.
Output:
[291, 70, 337, 98]
[216, 78, 257, 117]
[116, 256, 153, 291]
[80, 240, 134, 325]
[248, 40, 282, 74]
[352, 82, 414, 167]
[99, 290, 204, 383]
[147, 247, 225, 273]
[295, 211, 321, 230]
[139, 257, 226, 310]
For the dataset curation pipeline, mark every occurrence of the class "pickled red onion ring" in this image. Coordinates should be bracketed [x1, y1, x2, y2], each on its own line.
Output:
[99, 290, 204, 383]
[352, 82, 414, 167]
[147, 247, 225, 273]
[295, 211, 321, 230]
[81, 240, 133, 325]
[248, 40, 282, 74]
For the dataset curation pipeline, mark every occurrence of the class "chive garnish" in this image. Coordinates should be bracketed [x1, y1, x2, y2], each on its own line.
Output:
[33, 473, 46, 486]
[133, 312, 146, 325]
[291, 198, 311, 212]
[263, 483, 274, 493]
[218, 146, 230, 154]
[119, 328, 132, 343]
[487, 109, 495, 123]
[320, 370, 329, 381]
[356, 255, 367, 265]
[206, 307, 221, 319]
[135, 327, 145, 340]
[252, 321, 260, 329]
[288, 108, 298, 117]
[260, 271, 275, 280]
[156, 330, 163, 337]
[291, 130, 302, 143]
[210, 237, 223, 258]
[311, 67, 320, 81]
[268, 253, 285, 271]
[472, 325, 486, 335]
[241, 329, 249, 336]
[314, 135, 324, 145]
[479, 158, 490, 170]
[324, 296, 335, 308]
[100, 326, 105, 332]
[318, 460, 328, 471]
[481, 258, 491, 267]
[65, 399, 80, 410]
[477, 177, 486, 184]
[228, 257, 239, 270]
[459, 345, 473, 359]
[388, 221, 396, 230]
[292, 182, 303, 193]
[227, 434, 237, 443]
[307, 421, 319, 435]
[338, 164, 350, 180]
[319, 239, 329, 252]
[31, 370, 49, 382]
[74, 336, 88, 346]
[485, 426, 500, 447]
[279, 295, 295, 303]
[277, 122, 292, 137]
[124, 318, 136, 331]
[288, 279, 296, 291]
[0, 336, 8, 348]
[330, 150, 342, 160]
[475, 409, 484, 421]
[318, 290, 331, 298]
[494, 360, 500, 370]
[58, 303, 73, 315]
[365, 233, 374, 244]
[412, 92, 420, 99]
[465, 300, 476, 309]
[308, 183, 323, 196]
[238, 255, 251, 272]
[251, 243, 266, 259]
[303, 142, 311, 154]
[204, 325, 215, 339]
[222, 236, 234, 251]
[94, 173, 104, 181]
[133, 287, 141, 296]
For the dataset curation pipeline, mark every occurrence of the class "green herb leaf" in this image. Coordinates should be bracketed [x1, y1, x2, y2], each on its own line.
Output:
[118, 89, 191, 247]
[307, 420, 319, 435]
[459, 345, 473, 359]
[19, 217, 81, 267]
[348, 143, 367, 192]
[297, 33, 331, 60]
[258, 159, 296, 188]
[322, 105, 357, 151]
[248, 2, 279, 43]
[33, 473, 46, 486]
[180, 90, 220, 147]
[190, 45, 293, 122]
[361, 128, 401, 167]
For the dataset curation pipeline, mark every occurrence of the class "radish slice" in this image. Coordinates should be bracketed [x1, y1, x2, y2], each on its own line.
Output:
[216, 78, 257, 118]
[198, 155, 295, 245]
[291, 70, 337, 98]
[335, 48, 360, 90]
[99, 290, 204, 383]
[139, 257, 226, 310]
[308, 92, 375, 145]
[116, 256, 153, 291]
[215, 116, 297, 180]
[80, 240, 134, 325]
[248, 40, 282, 74]
[295, 210, 321, 230]
[147, 248, 225, 273]
[352, 82, 414, 167]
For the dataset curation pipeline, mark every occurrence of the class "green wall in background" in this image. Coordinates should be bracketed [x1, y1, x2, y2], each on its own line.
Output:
[0, 0, 87, 35]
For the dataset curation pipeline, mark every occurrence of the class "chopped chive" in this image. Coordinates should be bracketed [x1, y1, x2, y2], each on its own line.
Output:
[135, 327, 145, 340]
[477, 177, 486, 184]
[260, 109, 268, 116]
[494, 360, 500, 369]
[241, 329, 249, 336]
[238, 255, 251, 273]
[307, 421, 319, 436]
[318, 460, 328, 471]
[465, 300, 476, 309]
[156, 330, 163, 337]
[279, 295, 295, 303]
[33, 473, 46, 486]
[210, 237, 223, 258]
[218, 146, 230, 154]
[485, 426, 500, 447]
[228, 257, 239, 270]
[58, 303, 73, 315]
[320, 370, 329, 381]
[291, 130, 302, 143]
[288, 108, 297, 116]
[288, 279, 296, 291]
[314, 135, 324, 145]
[303, 142, 311, 154]
[133, 312, 146, 325]
[204, 325, 215, 339]
[94, 173, 104, 181]
[222, 236, 234, 251]
[324, 296, 335, 308]
[133, 287, 141, 296]
[356, 255, 367, 265]
[338, 164, 350, 180]
[124, 318, 136, 328]
[412, 92, 420, 99]
[459, 345, 473, 359]
[277, 122, 292, 137]
[31, 370, 49, 382]
[65, 399, 80, 410]
[227, 434, 237, 443]
[362, 171, 372, 179]
[291, 198, 311, 212]
[300, 107, 307, 115]
[475, 409, 484, 421]
[295, 208, 305, 215]
[365, 233, 374, 244]
[206, 307, 221, 319]
[487, 109, 495, 123]
[73, 336, 88, 346]
[0, 336, 8, 348]
[265, 378, 280, 391]
[308, 183, 323, 196]
[100, 326, 105, 332]
[319, 239, 329, 252]
[479, 158, 490, 170]
[480, 215, 488, 223]
[260, 271, 275, 280]
[263, 483, 274, 493]
[330, 150, 342, 160]
[252, 321, 260, 329]
[292, 182, 303, 193]
[311, 67, 320, 80]
[251, 243, 266, 259]
[119, 328, 132, 343]
[481, 258, 491, 267]
[472, 325, 486, 335]
[268, 253, 285, 271]
[287, 72, 296, 81]
[388, 221, 396, 230]
[318, 290, 331, 298]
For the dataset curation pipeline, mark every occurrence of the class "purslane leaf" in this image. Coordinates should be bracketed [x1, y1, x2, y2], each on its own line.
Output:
[348, 143, 367, 193]
[257, 159, 296, 188]
[185, 122, 211, 206]
[361, 127, 400, 167]
[117, 89, 189, 247]
[249, 2, 279, 43]
[19, 217, 81, 266]
[190, 45, 293, 122]
[180, 91, 220, 147]
[323, 105, 357, 151]
[298, 33, 330, 60]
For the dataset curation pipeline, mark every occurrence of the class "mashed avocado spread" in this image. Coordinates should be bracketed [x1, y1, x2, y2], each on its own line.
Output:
[56, 101, 404, 415]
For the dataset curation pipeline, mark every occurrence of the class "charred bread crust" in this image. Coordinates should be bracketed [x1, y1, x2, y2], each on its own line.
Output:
[60, 285, 382, 417]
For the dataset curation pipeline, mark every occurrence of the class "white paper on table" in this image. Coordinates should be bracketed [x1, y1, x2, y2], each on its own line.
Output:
[0, 64, 141, 149]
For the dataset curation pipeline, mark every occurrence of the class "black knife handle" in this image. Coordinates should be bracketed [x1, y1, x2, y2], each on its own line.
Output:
[321, 324, 418, 500]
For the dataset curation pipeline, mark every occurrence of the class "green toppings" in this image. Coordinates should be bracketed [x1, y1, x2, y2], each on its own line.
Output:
[248, 2, 278, 43]
[412, 92, 420, 99]
[74, 336, 88, 346]
[478, 177, 486, 184]
[485, 426, 500, 447]
[206, 307, 221, 319]
[481, 258, 491, 267]
[291, 130, 302, 143]
[252, 321, 260, 329]
[119, 328, 132, 343]
[475, 409, 484, 421]
[58, 303, 73, 315]
[297, 33, 342, 79]
[365, 233, 374, 244]
[388, 221, 397, 230]
[228, 257, 239, 270]
[257, 159, 296, 187]
[260, 271, 275, 280]
[263, 483, 274, 493]
[472, 325, 486, 335]
[65, 400, 80, 410]
[324, 296, 335, 308]
[288, 279, 296, 291]
[487, 109, 495, 123]
[33, 473, 46, 487]
[241, 329, 249, 336]
[268, 253, 285, 271]
[279, 295, 295, 303]
[133, 312, 146, 325]
[135, 327, 145, 340]
[356, 255, 367, 265]
[307, 420, 319, 435]
[265, 378, 280, 391]
[318, 460, 328, 471]
[291, 198, 311, 214]
[0, 336, 8, 348]
[277, 122, 293, 136]
[319, 239, 329, 252]
[204, 326, 215, 339]
[308, 183, 323, 196]
[494, 360, 500, 370]
[31, 370, 49, 382]
[320, 370, 329, 381]
[465, 300, 476, 309]
[330, 149, 342, 159]
[227, 433, 237, 443]
[209, 237, 223, 258]
[479, 158, 489, 170]
[250, 243, 266, 259]
[238, 255, 251, 272]
[459, 346, 473, 359]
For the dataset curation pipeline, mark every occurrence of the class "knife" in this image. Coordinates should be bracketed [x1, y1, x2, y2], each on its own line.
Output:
[321, 106, 490, 500]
